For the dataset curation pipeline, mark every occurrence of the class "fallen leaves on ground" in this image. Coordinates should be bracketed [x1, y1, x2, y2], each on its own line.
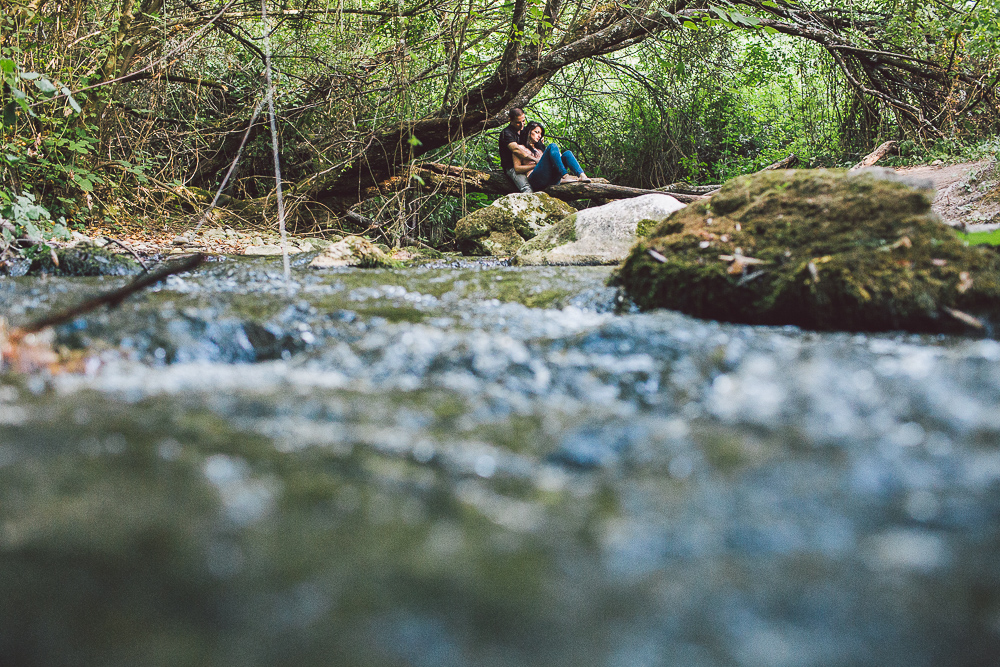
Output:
[0, 319, 93, 375]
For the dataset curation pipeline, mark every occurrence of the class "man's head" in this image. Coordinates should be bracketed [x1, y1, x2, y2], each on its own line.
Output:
[508, 108, 526, 132]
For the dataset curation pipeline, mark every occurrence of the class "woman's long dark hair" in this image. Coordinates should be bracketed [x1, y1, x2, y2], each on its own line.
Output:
[519, 121, 546, 150]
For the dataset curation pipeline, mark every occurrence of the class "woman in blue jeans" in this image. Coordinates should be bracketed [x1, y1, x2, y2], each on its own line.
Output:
[513, 121, 590, 191]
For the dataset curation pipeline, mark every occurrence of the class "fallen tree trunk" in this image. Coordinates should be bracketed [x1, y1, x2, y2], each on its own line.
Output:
[546, 181, 705, 203]
[850, 141, 898, 170]
[657, 183, 723, 195]
[362, 162, 707, 203]
[763, 154, 800, 171]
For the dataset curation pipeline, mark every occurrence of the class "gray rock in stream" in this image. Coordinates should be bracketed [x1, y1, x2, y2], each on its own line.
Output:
[515, 193, 686, 265]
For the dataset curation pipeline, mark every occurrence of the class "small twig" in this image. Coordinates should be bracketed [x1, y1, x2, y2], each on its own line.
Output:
[102, 237, 150, 271]
[737, 269, 767, 286]
[18, 254, 205, 335]
[942, 306, 984, 329]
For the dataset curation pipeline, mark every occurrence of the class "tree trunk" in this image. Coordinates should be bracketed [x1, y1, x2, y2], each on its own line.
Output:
[850, 141, 898, 170]
[368, 162, 707, 203]
[306, 2, 691, 203]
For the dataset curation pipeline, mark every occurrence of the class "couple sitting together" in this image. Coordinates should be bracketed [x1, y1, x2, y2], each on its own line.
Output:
[498, 108, 590, 194]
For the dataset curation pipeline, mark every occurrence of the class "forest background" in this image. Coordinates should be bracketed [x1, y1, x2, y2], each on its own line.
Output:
[2, 0, 999, 254]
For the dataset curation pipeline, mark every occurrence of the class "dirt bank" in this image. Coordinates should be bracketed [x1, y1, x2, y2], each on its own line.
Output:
[896, 159, 1000, 229]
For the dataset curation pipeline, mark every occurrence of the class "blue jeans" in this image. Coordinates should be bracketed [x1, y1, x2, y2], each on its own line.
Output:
[528, 144, 584, 191]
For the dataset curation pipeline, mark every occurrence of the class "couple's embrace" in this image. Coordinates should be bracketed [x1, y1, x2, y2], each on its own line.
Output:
[498, 108, 590, 194]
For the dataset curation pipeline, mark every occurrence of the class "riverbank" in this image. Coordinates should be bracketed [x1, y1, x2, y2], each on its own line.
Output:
[66, 161, 993, 260]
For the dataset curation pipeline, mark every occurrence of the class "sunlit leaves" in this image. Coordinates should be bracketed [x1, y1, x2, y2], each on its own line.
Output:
[682, 5, 767, 34]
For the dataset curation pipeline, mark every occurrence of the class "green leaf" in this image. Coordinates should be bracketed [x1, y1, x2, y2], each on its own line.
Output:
[4, 153, 19, 163]
[77, 178, 93, 193]
[35, 78, 57, 94]
[682, 20, 699, 30]
[23, 220, 40, 240]
[407, 134, 422, 146]
[10, 87, 26, 100]
[763, 25, 778, 34]
[711, 7, 731, 21]
[62, 87, 82, 113]
[730, 11, 759, 26]
[2, 102, 16, 127]
[0, 58, 14, 74]
[19, 71, 41, 80]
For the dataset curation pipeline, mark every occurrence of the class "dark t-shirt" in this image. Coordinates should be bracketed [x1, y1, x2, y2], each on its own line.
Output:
[498, 126, 521, 171]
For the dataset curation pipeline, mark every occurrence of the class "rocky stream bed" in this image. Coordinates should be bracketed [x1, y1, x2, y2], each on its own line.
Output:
[1, 254, 1000, 666]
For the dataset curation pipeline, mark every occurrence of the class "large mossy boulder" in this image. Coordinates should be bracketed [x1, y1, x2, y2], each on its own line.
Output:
[612, 168, 1000, 334]
[455, 193, 576, 256]
[515, 193, 686, 266]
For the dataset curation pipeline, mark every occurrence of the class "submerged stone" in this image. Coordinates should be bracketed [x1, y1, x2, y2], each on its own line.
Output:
[28, 247, 142, 277]
[516, 193, 686, 266]
[612, 168, 1000, 334]
[455, 193, 576, 256]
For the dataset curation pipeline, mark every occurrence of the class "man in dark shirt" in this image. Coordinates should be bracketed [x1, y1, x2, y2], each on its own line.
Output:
[498, 108, 535, 193]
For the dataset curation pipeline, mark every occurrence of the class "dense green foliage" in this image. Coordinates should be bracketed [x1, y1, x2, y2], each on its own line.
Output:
[1, 0, 998, 252]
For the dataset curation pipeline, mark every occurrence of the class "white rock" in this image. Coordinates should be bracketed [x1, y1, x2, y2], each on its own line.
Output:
[516, 194, 686, 265]
[243, 245, 286, 256]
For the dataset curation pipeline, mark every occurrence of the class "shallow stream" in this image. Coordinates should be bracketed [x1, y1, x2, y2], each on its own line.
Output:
[2, 255, 999, 666]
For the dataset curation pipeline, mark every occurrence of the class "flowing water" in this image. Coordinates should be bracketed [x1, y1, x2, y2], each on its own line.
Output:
[2, 255, 999, 666]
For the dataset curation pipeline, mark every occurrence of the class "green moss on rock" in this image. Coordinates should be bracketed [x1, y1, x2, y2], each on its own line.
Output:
[455, 193, 576, 256]
[636, 218, 670, 238]
[612, 168, 1000, 334]
[513, 214, 579, 265]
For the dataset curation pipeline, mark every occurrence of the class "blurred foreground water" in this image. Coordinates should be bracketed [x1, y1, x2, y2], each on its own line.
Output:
[1, 255, 999, 666]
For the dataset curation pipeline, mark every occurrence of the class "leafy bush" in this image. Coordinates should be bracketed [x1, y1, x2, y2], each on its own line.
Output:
[0, 191, 70, 260]
[1, 49, 95, 233]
